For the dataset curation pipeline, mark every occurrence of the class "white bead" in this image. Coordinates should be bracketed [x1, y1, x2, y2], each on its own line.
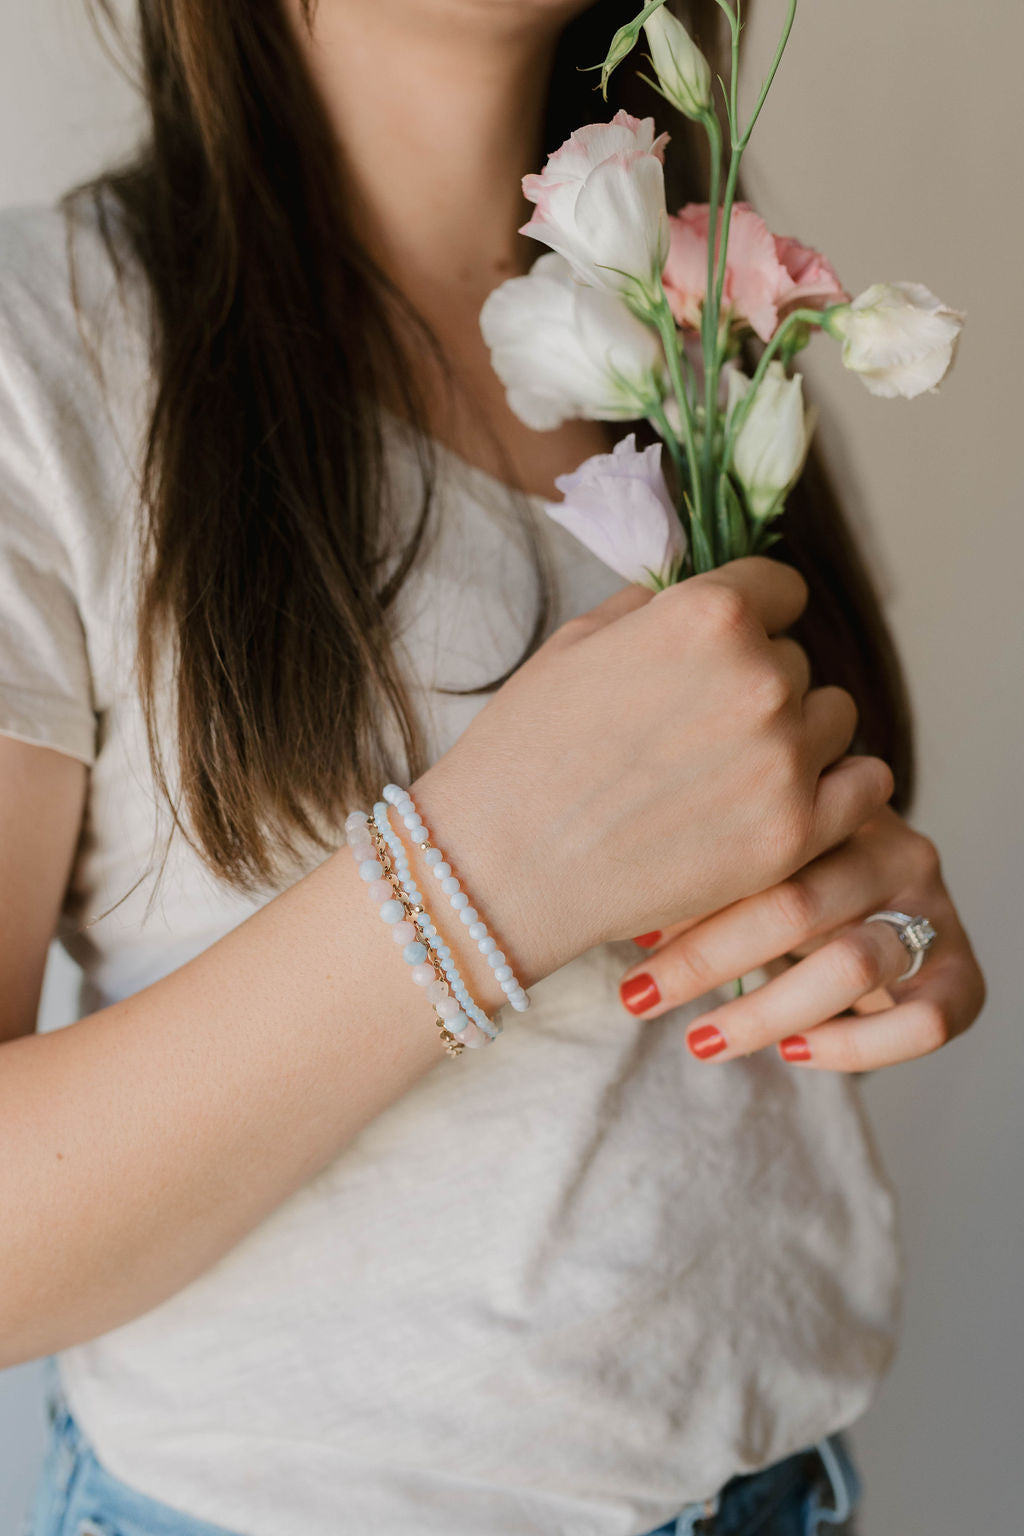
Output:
[493, 964, 513, 983]
[450, 892, 469, 910]
[424, 848, 443, 866]
[487, 951, 506, 969]
[468, 921, 487, 941]
[500, 977, 518, 994]
[441, 876, 460, 896]
[508, 992, 530, 1012]
[432, 862, 452, 880]
[345, 810, 369, 831]
[382, 784, 406, 804]
[458, 907, 478, 925]
[478, 936, 497, 955]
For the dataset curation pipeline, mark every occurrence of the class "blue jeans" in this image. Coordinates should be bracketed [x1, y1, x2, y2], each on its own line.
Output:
[25, 1358, 862, 1536]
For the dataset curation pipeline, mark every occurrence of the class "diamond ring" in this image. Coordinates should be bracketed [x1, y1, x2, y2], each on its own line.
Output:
[864, 910, 937, 981]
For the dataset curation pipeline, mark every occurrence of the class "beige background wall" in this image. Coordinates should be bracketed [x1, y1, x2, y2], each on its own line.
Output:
[1, 2, 1020, 1533]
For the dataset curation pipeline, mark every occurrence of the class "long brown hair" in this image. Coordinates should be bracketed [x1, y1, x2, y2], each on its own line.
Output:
[71, 0, 913, 894]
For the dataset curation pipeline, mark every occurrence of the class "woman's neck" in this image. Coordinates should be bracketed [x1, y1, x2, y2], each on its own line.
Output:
[283, 0, 616, 499]
[285, 1, 574, 308]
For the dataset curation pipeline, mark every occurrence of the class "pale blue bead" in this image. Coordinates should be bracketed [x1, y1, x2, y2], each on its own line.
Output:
[438, 945, 451, 959]
[379, 899, 405, 924]
[441, 875, 460, 896]
[408, 822, 427, 840]
[476, 1018, 499, 1039]
[394, 800, 414, 818]
[447, 1011, 470, 1035]
[458, 907, 478, 925]
[509, 992, 530, 1012]
[373, 801, 390, 818]
[358, 859, 383, 882]
[401, 810, 420, 829]
[407, 886, 423, 902]
[478, 936, 496, 955]
[403, 941, 428, 965]
[420, 920, 436, 936]
[382, 784, 405, 804]
[423, 848, 443, 866]
[487, 951, 506, 969]
[432, 862, 452, 880]
[450, 892, 469, 910]
[500, 978, 518, 994]
[494, 964, 513, 983]
[468, 921, 487, 941]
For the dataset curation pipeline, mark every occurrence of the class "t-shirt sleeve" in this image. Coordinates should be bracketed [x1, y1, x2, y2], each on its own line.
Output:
[0, 270, 98, 767]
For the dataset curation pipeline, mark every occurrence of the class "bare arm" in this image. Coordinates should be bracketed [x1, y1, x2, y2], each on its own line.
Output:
[0, 736, 514, 1369]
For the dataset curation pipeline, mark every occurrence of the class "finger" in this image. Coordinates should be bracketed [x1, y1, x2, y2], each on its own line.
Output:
[772, 959, 981, 1071]
[680, 916, 916, 1062]
[619, 830, 912, 1015]
[688, 556, 808, 637]
[806, 755, 895, 862]
[802, 685, 858, 771]
[770, 636, 812, 699]
[546, 580, 654, 647]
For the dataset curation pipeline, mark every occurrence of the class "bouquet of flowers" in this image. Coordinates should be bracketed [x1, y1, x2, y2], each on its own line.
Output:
[480, 0, 965, 587]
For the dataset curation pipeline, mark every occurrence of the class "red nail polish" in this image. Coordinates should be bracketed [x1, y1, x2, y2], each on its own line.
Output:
[632, 931, 662, 948]
[620, 973, 660, 1014]
[780, 1034, 812, 1062]
[688, 1022, 727, 1059]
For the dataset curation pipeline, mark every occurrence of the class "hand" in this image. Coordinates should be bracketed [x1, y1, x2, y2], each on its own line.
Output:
[617, 805, 986, 1070]
[413, 557, 895, 988]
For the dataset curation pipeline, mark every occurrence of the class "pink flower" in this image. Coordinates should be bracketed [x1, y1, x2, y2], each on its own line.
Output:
[544, 434, 685, 590]
[520, 111, 670, 310]
[661, 202, 848, 343]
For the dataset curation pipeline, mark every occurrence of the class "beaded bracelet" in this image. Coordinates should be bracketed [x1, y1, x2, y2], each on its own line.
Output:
[371, 800, 501, 1041]
[380, 783, 531, 1015]
[344, 808, 488, 1054]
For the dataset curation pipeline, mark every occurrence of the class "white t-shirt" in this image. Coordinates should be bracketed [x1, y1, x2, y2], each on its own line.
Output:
[0, 194, 903, 1536]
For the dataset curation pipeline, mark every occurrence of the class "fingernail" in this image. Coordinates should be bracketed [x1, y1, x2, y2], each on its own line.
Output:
[687, 1022, 727, 1059]
[780, 1034, 812, 1062]
[632, 931, 662, 948]
[620, 973, 660, 1014]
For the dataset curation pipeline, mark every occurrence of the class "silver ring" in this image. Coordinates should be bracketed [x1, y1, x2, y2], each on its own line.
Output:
[863, 910, 937, 981]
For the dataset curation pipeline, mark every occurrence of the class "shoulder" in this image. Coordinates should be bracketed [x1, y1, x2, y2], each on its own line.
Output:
[0, 189, 151, 403]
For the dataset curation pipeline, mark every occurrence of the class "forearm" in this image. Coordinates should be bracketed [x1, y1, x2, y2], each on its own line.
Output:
[0, 773, 532, 1367]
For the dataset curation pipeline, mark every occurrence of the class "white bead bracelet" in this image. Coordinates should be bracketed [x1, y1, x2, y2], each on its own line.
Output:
[381, 783, 531, 1016]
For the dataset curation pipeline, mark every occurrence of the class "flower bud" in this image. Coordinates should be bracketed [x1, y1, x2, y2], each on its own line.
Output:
[642, 6, 712, 119]
[726, 362, 816, 521]
[825, 281, 965, 399]
[544, 435, 686, 590]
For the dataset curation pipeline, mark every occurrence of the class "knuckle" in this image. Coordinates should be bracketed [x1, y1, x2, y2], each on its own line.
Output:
[832, 1032, 873, 1075]
[831, 933, 882, 995]
[913, 999, 951, 1053]
[671, 938, 719, 997]
[909, 831, 942, 882]
[749, 662, 793, 720]
[768, 876, 818, 937]
[688, 583, 753, 642]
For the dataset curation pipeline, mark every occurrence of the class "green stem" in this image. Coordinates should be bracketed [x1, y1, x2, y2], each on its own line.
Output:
[720, 306, 826, 476]
[736, 0, 798, 154]
[698, 106, 723, 549]
[648, 400, 693, 558]
[652, 294, 704, 540]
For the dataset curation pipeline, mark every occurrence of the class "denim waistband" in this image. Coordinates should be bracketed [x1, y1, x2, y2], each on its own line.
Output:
[31, 1357, 861, 1536]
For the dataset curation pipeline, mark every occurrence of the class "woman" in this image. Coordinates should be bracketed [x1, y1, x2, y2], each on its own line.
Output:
[1, 1, 984, 1534]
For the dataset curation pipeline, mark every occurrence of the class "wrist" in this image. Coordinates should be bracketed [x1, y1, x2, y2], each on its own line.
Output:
[407, 759, 566, 1006]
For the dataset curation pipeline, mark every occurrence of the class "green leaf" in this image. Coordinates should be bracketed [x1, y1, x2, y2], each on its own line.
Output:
[717, 474, 750, 562]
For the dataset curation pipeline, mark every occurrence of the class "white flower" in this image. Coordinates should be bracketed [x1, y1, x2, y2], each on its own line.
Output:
[726, 362, 816, 520]
[479, 253, 667, 431]
[520, 111, 670, 314]
[825, 281, 965, 399]
[544, 433, 685, 589]
[643, 7, 712, 120]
